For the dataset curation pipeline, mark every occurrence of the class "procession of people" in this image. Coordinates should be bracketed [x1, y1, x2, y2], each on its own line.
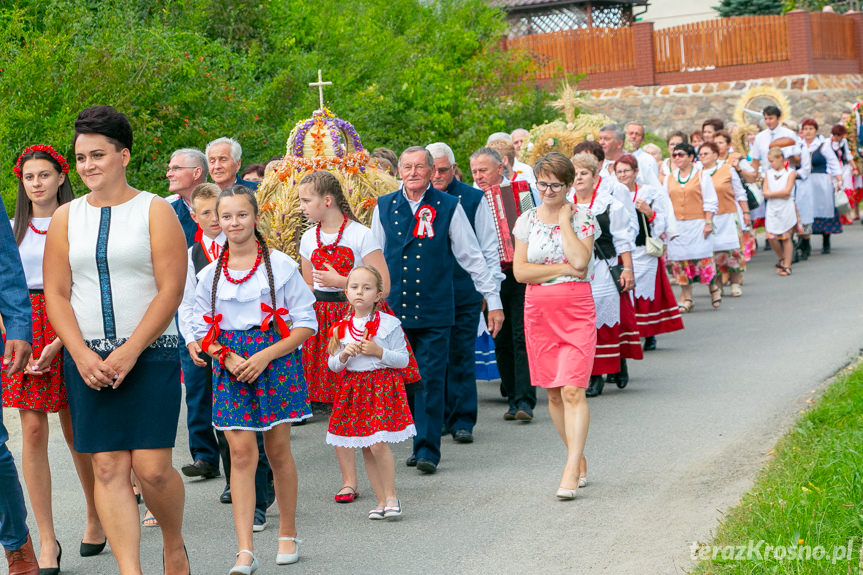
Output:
[1, 101, 860, 575]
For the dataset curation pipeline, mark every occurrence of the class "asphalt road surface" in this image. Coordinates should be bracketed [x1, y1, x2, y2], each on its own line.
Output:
[5, 226, 863, 574]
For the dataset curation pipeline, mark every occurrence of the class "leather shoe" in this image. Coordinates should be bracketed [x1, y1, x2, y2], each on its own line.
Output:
[515, 403, 533, 421]
[416, 458, 437, 474]
[220, 483, 232, 504]
[503, 406, 517, 421]
[79, 538, 106, 557]
[405, 455, 417, 467]
[181, 459, 220, 479]
[586, 375, 604, 398]
[452, 429, 473, 443]
[643, 336, 657, 351]
[6, 534, 38, 575]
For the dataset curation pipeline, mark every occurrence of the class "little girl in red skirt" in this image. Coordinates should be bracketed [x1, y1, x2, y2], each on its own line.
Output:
[327, 266, 415, 520]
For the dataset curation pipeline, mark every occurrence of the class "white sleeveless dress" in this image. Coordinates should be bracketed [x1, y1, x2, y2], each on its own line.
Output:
[64, 192, 181, 453]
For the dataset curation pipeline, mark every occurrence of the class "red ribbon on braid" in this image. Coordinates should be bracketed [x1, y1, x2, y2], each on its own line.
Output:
[327, 318, 349, 340]
[201, 314, 222, 352]
[364, 311, 381, 338]
[261, 303, 290, 338]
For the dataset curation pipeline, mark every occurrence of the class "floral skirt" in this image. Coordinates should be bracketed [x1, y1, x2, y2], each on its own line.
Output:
[304, 300, 420, 403]
[326, 368, 415, 448]
[666, 257, 716, 286]
[1, 293, 66, 412]
[813, 209, 843, 235]
[714, 249, 744, 274]
[212, 327, 311, 431]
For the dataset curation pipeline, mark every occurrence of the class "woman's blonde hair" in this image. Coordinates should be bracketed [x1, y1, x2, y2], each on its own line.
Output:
[570, 152, 599, 176]
[327, 265, 384, 355]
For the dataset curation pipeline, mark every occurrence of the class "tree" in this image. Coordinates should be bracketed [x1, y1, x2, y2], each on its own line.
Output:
[715, 0, 784, 17]
[0, 0, 552, 212]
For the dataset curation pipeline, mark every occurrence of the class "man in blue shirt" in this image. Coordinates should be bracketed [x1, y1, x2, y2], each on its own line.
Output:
[0, 207, 38, 574]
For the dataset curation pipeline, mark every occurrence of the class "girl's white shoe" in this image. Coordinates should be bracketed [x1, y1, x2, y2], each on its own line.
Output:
[276, 537, 301, 565]
[229, 549, 258, 575]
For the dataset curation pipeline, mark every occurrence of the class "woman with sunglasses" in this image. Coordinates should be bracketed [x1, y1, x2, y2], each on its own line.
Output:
[665, 143, 719, 313]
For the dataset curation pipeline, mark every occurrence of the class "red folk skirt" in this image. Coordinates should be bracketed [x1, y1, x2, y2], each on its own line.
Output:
[1, 292, 66, 412]
[523, 281, 595, 389]
[634, 263, 685, 338]
[303, 299, 421, 403]
[326, 368, 416, 448]
[618, 293, 643, 361]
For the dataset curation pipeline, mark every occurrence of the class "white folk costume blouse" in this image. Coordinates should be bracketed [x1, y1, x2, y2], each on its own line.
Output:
[708, 163, 747, 252]
[511, 205, 597, 286]
[299, 221, 382, 292]
[765, 168, 798, 235]
[587, 190, 633, 329]
[798, 136, 842, 222]
[178, 232, 225, 344]
[67, 192, 177, 352]
[327, 312, 409, 372]
[11, 216, 50, 290]
[665, 168, 718, 262]
[191, 249, 317, 340]
[628, 185, 670, 301]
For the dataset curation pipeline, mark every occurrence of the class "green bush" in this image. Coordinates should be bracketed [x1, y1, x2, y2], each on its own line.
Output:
[0, 0, 552, 213]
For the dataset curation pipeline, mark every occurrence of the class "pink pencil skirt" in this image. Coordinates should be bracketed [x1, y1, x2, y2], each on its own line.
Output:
[524, 281, 596, 389]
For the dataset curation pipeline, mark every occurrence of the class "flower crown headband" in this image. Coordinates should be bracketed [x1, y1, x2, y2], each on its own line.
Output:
[13, 144, 70, 179]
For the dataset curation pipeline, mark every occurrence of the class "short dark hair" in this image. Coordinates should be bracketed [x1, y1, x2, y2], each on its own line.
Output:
[801, 118, 819, 131]
[832, 124, 847, 137]
[667, 131, 688, 145]
[702, 118, 724, 132]
[73, 105, 133, 152]
[713, 130, 732, 144]
[762, 105, 782, 118]
[699, 141, 720, 155]
[673, 142, 696, 158]
[572, 140, 604, 163]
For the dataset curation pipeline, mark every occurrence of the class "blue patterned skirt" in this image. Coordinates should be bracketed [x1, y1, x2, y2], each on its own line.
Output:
[812, 208, 843, 235]
[211, 327, 311, 431]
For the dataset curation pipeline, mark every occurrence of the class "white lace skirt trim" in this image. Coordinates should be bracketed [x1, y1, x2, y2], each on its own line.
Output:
[325, 425, 417, 448]
[214, 412, 312, 432]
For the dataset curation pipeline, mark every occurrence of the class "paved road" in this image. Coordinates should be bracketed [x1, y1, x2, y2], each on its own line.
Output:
[5, 226, 863, 575]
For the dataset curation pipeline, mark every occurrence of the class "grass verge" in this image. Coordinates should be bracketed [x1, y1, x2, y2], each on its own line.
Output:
[689, 359, 863, 574]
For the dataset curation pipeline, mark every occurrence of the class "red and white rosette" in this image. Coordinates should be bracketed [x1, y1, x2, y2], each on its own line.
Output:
[413, 205, 436, 238]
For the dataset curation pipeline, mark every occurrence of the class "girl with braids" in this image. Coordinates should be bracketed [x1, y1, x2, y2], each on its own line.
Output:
[327, 266, 415, 520]
[191, 184, 316, 573]
[297, 171, 419, 504]
[5, 144, 105, 573]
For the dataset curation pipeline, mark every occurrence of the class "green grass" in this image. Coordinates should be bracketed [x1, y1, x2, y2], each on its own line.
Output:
[690, 360, 863, 575]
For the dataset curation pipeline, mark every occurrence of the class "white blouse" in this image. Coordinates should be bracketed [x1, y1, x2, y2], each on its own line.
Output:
[11, 216, 50, 290]
[299, 220, 382, 292]
[177, 233, 225, 344]
[328, 312, 409, 372]
[191, 249, 317, 339]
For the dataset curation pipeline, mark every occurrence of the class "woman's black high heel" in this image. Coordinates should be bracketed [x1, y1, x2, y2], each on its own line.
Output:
[38, 540, 61, 575]
[79, 538, 106, 557]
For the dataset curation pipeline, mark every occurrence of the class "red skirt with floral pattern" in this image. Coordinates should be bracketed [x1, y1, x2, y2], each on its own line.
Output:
[326, 368, 416, 448]
[304, 300, 421, 403]
[1, 293, 66, 412]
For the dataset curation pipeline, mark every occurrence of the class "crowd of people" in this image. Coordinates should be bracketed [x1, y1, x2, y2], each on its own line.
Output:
[0, 102, 858, 575]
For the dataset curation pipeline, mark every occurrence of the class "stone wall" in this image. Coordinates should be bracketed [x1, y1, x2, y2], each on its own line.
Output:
[580, 74, 863, 138]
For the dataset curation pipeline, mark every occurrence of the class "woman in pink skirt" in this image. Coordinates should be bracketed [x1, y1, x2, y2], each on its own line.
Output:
[513, 152, 597, 500]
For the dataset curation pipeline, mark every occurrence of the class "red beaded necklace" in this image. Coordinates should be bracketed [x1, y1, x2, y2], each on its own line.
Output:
[221, 242, 263, 284]
[28, 220, 48, 235]
[347, 311, 380, 340]
[316, 215, 348, 252]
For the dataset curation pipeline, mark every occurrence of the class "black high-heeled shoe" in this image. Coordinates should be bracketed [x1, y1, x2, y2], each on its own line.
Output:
[79, 538, 106, 557]
[38, 540, 61, 575]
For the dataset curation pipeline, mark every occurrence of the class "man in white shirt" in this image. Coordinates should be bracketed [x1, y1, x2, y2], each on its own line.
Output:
[488, 132, 537, 186]
[619, 123, 662, 188]
[468, 148, 536, 422]
[749, 106, 801, 174]
[371, 146, 503, 474]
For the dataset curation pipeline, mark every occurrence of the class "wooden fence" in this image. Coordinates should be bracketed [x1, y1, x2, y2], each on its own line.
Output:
[505, 11, 863, 89]
[504, 27, 635, 80]
[810, 12, 856, 60]
[653, 16, 789, 73]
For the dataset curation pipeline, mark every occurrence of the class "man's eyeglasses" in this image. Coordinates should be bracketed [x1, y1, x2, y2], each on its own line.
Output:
[432, 165, 453, 175]
[166, 166, 196, 173]
[671, 152, 688, 158]
[536, 181, 566, 192]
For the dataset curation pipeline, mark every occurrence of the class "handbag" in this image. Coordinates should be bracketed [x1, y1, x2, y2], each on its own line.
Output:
[745, 183, 762, 211]
[593, 240, 625, 294]
[639, 209, 665, 258]
[835, 186, 852, 215]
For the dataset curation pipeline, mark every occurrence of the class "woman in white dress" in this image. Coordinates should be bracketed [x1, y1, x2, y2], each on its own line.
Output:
[664, 143, 719, 312]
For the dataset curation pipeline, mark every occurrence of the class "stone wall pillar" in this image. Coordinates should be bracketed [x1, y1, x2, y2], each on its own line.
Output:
[631, 21, 656, 86]
[786, 10, 813, 75]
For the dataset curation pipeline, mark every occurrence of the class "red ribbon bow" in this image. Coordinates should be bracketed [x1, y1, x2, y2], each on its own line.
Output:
[413, 205, 436, 238]
[261, 303, 290, 338]
[364, 312, 381, 338]
[201, 314, 222, 352]
[327, 318, 349, 340]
